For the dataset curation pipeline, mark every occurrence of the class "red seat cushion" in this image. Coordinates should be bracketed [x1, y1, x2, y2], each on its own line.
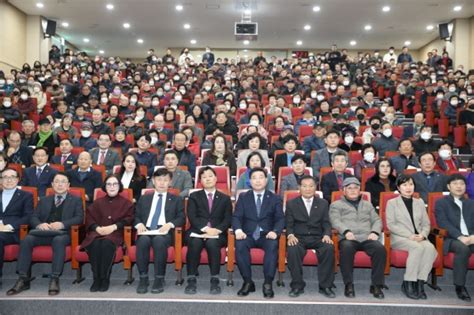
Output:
[444, 253, 474, 269]
[3, 245, 20, 261]
[302, 250, 319, 265]
[250, 248, 265, 264]
[32, 246, 71, 262]
[127, 246, 174, 263]
[354, 251, 372, 267]
[391, 249, 442, 268]
[181, 246, 226, 264]
[74, 245, 123, 263]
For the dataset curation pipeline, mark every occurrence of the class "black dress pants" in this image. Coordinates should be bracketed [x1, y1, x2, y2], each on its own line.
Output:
[186, 237, 226, 277]
[136, 234, 172, 277]
[86, 239, 117, 280]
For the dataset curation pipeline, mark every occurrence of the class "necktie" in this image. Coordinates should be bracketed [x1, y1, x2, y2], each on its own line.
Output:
[207, 193, 213, 227]
[305, 199, 312, 216]
[336, 174, 343, 189]
[55, 195, 63, 207]
[98, 151, 106, 165]
[36, 167, 42, 180]
[61, 154, 67, 164]
[426, 174, 433, 191]
[253, 194, 262, 240]
[149, 194, 163, 230]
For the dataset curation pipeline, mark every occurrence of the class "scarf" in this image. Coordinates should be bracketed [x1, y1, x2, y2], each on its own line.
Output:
[37, 130, 53, 147]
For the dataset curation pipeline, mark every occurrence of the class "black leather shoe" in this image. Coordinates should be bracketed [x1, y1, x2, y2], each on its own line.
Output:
[48, 277, 60, 296]
[151, 278, 164, 294]
[184, 277, 197, 295]
[136, 277, 149, 294]
[319, 287, 336, 298]
[210, 277, 221, 295]
[370, 285, 384, 299]
[263, 283, 274, 298]
[90, 279, 101, 292]
[237, 281, 255, 296]
[455, 286, 471, 302]
[401, 281, 419, 300]
[6, 278, 30, 296]
[344, 283, 355, 298]
[99, 279, 110, 292]
[289, 288, 304, 298]
[417, 280, 427, 300]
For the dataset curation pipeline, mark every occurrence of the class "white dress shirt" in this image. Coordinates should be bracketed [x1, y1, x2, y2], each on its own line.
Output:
[454, 197, 469, 236]
[146, 192, 168, 228]
[121, 171, 133, 189]
[302, 196, 314, 216]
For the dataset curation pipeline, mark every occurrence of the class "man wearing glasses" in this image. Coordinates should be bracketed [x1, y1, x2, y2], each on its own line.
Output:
[0, 168, 34, 285]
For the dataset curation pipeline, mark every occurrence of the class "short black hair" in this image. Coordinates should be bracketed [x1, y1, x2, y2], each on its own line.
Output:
[396, 173, 415, 189]
[198, 166, 216, 180]
[246, 151, 266, 168]
[163, 149, 179, 159]
[298, 174, 316, 186]
[325, 129, 340, 138]
[101, 174, 124, 193]
[33, 147, 48, 156]
[249, 167, 267, 179]
[152, 167, 173, 180]
[52, 172, 70, 182]
[447, 173, 467, 186]
[291, 153, 306, 164]
[282, 134, 298, 145]
[437, 140, 453, 150]
[59, 138, 73, 146]
[418, 151, 435, 163]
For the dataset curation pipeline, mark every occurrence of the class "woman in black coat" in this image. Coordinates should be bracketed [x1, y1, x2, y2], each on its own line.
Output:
[118, 153, 147, 202]
[365, 157, 397, 211]
[201, 134, 237, 176]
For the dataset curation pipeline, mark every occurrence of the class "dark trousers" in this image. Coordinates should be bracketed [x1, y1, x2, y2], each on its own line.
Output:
[287, 236, 335, 289]
[17, 234, 70, 277]
[235, 235, 278, 283]
[186, 237, 225, 277]
[136, 234, 172, 277]
[449, 240, 474, 286]
[0, 233, 17, 277]
[339, 239, 386, 286]
[86, 239, 116, 280]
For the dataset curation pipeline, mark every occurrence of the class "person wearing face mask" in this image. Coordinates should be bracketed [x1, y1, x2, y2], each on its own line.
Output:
[459, 98, 474, 153]
[241, 113, 268, 140]
[30, 82, 47, 113]
[339, 128, 362, 152]
[202, 47, 215, 67]
[122, 115, 145, 141]
[383, 47, 398, 64]
[178, 48, 195, 66]
[445, 95, 462, 126]
[289, 93, 304, 109]
[350, 107, 369, 130]
[413, 126, 440, 155]
[72, 122, 97, 152]
[372, 121, 399, 157]
[16, 89, 35, 118]
[435, 141, 463, 172]
[0, 96, 20, 129]
[294, 108, 317, 136]
[362, 116, 382, 144]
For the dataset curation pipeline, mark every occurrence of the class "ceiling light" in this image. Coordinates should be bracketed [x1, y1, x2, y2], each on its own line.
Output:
[61, 22, 69, 28]
[304, 24, 311, 31]
[382, 6, 390, 12]
[244, 9, 251, 15]
[123, 23, 130, 29]
[350, 40, 357, 46]
[364, 24, 372, 31]
[183, 23, 191, 29]
[99, 50, 105, 54]
[243, 40, 250, 45]
[312, 6, 321, 12]
[296, 40, 303, 46]
[36, 2, 44, 8]
[243, 49, 248, 52]
[426, 24, 434, 31]
[453, 5, 462, 12]
[176, 4, 183, 11]
[137, 38, 144, 44]
[106, 4, 114, 10]
[83, 38, 90, 43]
[190, 39, 197, 44]
[404, 40, 411, 46]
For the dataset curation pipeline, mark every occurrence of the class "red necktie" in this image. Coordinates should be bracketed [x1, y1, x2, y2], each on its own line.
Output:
[61, 155, 67, 164]
[98, 151, 106, 165]
[207, 193, 213, 227]
[337, 174, 343, 189]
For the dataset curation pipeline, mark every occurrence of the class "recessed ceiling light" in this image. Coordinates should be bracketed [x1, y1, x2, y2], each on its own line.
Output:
[106, 4, 114, 10]
[183, 23, 191, 29]
[296, 40, 303, 46]
[426, 24, 434, 31]
[243, 49, 248, 52]
[404, 40, 411, 46]
[61, 22, 69, 28]
[243, 40, 250, 45]
[137, 38, 144, 44]
[382, 6, 391, 12]
[176, 4, 183, 11]
[190, 39, 197, 44]
[364, 24, 372, 31]
[36, 2, 44, 8]
[99, 50, 105, 54]
[123, 23, 130, 29]
[244, 9, 251, 15]
[350, 40, 357, 46]
[304, 24, 311, 31]
[312, 6, 321, 12]
[83, 38, 90, 43]
[453, 5, 462, 11]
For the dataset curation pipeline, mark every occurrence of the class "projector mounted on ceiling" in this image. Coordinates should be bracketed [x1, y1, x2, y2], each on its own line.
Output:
[235, 22, 258, 41]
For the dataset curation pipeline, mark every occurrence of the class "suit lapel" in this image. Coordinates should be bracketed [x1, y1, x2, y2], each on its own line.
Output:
[296, 197, 310, 219]
[4, 190, 22, 213]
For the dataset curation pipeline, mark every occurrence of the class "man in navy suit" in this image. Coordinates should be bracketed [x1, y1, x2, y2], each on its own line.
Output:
[20, 147, 58, 197]
[0, 168, 34, 283]
[412, 152, 448, 203]
[232, 167, 285, 298]
[435, 174, 474, 302]
[50, 139, 77, 171]
[67, 152, 103, 203]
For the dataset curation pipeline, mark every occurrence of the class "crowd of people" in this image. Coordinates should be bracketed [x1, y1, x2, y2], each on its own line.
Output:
[0, 44, 473, 301]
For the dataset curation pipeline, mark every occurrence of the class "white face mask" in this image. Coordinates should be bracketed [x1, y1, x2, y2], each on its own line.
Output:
[330, 85, 337, 91]
[204, 86, 211, 91]
[436, 94, 444, 99]
[6, 79, 13, 85]
[350, 106, 357, 112]
[101, 97, 108, 104]
[382, 129, 392, 138]
[81, 130, 92, 138]
[450, 100, 458, 106]
[344, 136, 354, 144]
[150, 137, 158, 145]
[311, 92, 317, 98]
[174, 95, 182, 101]
[293, 97, 300, 104]
[380, 106, 388, 113]
[33, 86, 41, 93]
[448, 87, 456, 92]
[164, 85, 171, 91]
[439, 149, 451, 160]
[3, 101, 12, 108]
[152, 100, 159, 106]
[420, 131, 431, 140]
[130, 98, 137, 104]
[156, 91, 164, 97]
[170, 104, 178, 110]
[364, 152, 375, 163]
[317, 95, 325, 101]
[239, 102, 247, 109]
[323, 84, 330, 89]
[0, 80, 5, 85]
[20, 94, 28, 100]
[341, 99, 349, 105]
[343, 80, 350, 86]
[249, 120, 259, 126]
[179, 88, 186, 94]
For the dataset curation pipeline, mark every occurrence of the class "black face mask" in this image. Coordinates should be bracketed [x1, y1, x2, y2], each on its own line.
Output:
[371, 123, 380, 130]
[332, 113, 339, 119]
[356, 113, 365, 121]
[52, 84, 59, 89]
[469, 104, 474, 110]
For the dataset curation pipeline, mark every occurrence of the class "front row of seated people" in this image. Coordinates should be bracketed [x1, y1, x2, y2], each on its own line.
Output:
[0, 166, 472, 302]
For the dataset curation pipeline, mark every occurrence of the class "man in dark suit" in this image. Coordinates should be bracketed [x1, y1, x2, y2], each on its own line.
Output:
[286, 175, 335, 298]
[89, 134, 121, 176]
[402, 112, 425, 139]
[162, 150, 193, 198]
[0, 168, 34, 283]
[279, 154, 307, 197]
[6, 130, 33, 167]
[135, 135, 158, 178]
[390, 139, 420, 175]
[320, 150, 354, 202]
[184, 166, 232, 295]
[172, 132, 196, 178]
[67, 152, 103, 203]
[311, 129, 351, 180]
[153, 114, 173, 142]
[435, 174, 474, 302]
[7, 172, 83, 296]
[412, 152, 448, 203]
[232, 167, 285, 298]
[20, 147, 58, 197]
[135, 168, 185, 294]
[51, 139, 77, 171]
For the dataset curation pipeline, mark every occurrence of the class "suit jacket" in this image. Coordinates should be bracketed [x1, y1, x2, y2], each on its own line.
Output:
[72, 137, 97, 152]
[20, 165, 58, 197]
[232, 190, 285, 237]
[321, 171, 354, 202]
[8, 145, 33, 167]
[31, 133, 58, 156]
[311, 148, 352, 181]
[134, 192, 185, 229]
[285, 196, 331, 239]
[435, 195, 474, 254]
[31, 194, 84, 230]
[51, 154, 77, 171]
[412, 171, 448, 203]
[120, 174, 147, 202]
[67, 168, 103, 202]
[390, 154, 420, 175]
[170, 168, 193, 198]
[279, 173, 299, 197]
[274, 153, 292, 183]
[386, 196, 431, 244]
[89, 148, 121, 175]
[236, 149, 271, 170]
[0, 189, 34, 241]
[178, 149, 196, 179]
[186, 190, 232, 241]
[435, 157, 463, 172]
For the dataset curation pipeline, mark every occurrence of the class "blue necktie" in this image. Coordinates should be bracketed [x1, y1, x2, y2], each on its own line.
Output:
[36, 167, 42, 180]
[253, 194, 262, 240]
[149, 194, 163, 230]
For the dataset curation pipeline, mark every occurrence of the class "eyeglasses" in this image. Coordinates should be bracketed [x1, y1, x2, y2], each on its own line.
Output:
[2, 176, 18, 181]
[106, 182, 119, 187]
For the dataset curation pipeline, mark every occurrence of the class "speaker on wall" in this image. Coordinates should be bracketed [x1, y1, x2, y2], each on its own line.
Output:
[439, 23, 449, 39]
[45, 20, 57, 37]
